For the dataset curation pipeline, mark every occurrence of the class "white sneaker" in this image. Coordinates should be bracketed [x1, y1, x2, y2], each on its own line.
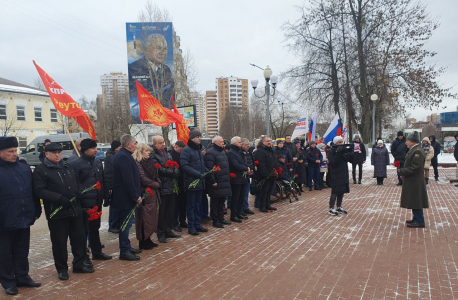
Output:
[328, 208, 338, 216]
[337, 207, 347, 214]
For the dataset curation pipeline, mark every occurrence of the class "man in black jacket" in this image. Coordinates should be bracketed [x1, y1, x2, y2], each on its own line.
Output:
[105, 140, 121, 233]
[33, 143, 92, 281]
[328, 136, 351, 216]
[38, 139, 51, 163]
[391, 131, 408, 185]
[0, 137, 41, 296]
[205, 136, 232, 228]
[306, 141, 323, 191]
[241, 138, 255, 215]
[150, 135, 181, 243]
[253, 136, 277, 212]
[170, 140, 187, 232]
[112, 134, 143, 261]
[69, 139, 111, 261]
[429, 135, 441, 181]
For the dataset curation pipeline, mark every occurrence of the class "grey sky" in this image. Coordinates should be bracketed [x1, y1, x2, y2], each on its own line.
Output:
[1, 0, 457, 122]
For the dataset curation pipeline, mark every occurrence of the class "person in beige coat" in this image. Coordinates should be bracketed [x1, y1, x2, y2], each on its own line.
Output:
[421, 137, 435, 185]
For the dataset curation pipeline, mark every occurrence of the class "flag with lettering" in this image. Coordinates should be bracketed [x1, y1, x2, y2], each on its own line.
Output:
[33, 61, 96, 140]
[172, 96, 190, 145]
[136, 81, 181, 126]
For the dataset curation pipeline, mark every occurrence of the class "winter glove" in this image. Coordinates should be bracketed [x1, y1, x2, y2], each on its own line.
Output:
[60, 196, 72, 209]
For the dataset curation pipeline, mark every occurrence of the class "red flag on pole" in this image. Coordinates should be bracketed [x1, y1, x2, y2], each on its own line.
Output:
[33, 61, 96, 140]
[136, 81, 181, 126]
[172, 96, 190, 145]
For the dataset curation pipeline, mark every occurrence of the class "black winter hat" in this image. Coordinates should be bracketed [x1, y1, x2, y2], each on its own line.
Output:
[406, 131, 420, 143]
[397, 131, 404, 137]
[278, 154, 286, 159]
[111, 140, 121, 151]
[0, 136, 18, 150]
[80, 138, 97, 153]
[45, 143, 63, 152]
[44, 139, 51, 143]
[189, 130, 202, 140]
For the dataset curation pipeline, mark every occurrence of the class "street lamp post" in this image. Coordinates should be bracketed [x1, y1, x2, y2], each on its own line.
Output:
[251, 65, 278, 136]
[370, 94, 379, 144]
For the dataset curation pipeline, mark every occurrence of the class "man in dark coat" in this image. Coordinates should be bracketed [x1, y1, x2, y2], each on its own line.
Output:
[275, 140, 293, 167]
[391, 131, 408, 185]
[105, 140, 121, 233]
[306, 141, 323, 191]
[429, 135, 441, 181]
[180, 130, 209, 235]
[67, 138, 84, 164]
[241, 138, 255, 215]
[150, 135, 181, 243]
[33, 143, 92, 281]
[204, 136, 232, 228]
[284, 135, 298, 159]
[38, 139, 51, 163]
[0, 137, 41, 296]
[227, 136, 250, 223]
[253, 136, 277, 212]
[69, 139, 111, 261]
[351, 135, 366, 184]
[327, 136, 350, 216]
[112, 134, 143, 261]
[400, 131, 429, 228]
[169, 140, 187, 232]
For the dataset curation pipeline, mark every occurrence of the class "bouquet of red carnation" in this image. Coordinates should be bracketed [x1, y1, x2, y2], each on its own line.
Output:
[277, 167, 282, 175]
[121, 187, 153, 232]
[188, 165, 221, 189]
[230, 173, 236, 178]
[154, 163, 162, 169]
[87, 206, 102, 221]
[164, 160, 180, 194]
[394, 161, 401, 168]
[50, 181, 102, 219]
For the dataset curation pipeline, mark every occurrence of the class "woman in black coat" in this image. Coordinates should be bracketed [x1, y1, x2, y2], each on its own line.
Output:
[327, 137, 350, 216]
[351, 135, 366, 184]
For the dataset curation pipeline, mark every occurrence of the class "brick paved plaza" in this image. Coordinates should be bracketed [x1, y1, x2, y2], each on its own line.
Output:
[16, 169, 458, 300]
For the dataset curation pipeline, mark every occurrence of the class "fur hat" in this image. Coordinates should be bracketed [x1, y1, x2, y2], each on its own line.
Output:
[406, 131, 420, 143]
[80, 138, 97, 153]
[333, 136, 343, 144]
[189, 130, 202, 140]
[0, 136, 18, 151]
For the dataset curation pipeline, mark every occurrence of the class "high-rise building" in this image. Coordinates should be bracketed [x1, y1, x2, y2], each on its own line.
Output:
[428, 113, 440, 123]
[100, 72, 129, 109]
[191, 92, 205, 134]
[205, 91, 218, 137]
[216, 76, 249, 126]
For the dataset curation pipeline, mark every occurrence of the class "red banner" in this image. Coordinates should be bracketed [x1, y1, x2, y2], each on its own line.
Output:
[136, 81, 181, 126]
[33, 61, 96, 140]
[172, 96, 190, 145]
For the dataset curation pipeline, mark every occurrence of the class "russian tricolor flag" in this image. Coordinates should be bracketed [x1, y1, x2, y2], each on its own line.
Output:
[323, 113, 342, 144]
[308, 111, 317, 142]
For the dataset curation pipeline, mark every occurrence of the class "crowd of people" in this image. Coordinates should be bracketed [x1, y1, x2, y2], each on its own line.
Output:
[0, 128, 450, 296]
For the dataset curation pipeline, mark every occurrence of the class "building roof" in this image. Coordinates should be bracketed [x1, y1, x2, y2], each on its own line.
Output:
[0, 77, 49, 97]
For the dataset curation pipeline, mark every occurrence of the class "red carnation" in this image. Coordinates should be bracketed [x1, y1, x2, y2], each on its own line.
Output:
[154, 163, 161, 169]
[315, 153, 319, 156]
[394, 161, 401, 168]
[93, 181, 102, 191]
[254, 161, 259, 165]
[286, 163, 291, 166]
[146, 187, 153, 196]
[278, 167, 283, 175]
[230, 173, 236, 178]
[294, 174, 299, 178]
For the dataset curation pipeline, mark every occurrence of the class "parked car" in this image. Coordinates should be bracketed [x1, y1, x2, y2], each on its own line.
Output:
[19, 133, 89, 166]
[96, 145, 111, 161]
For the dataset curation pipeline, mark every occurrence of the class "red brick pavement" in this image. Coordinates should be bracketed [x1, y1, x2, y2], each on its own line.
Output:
[13, 169, 458, 299]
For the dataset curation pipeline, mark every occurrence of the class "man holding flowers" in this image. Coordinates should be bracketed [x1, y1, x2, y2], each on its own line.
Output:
[33, 143, 91, 280]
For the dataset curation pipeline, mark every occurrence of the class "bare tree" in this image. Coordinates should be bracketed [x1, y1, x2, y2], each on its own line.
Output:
[33, 76, 46, 91]
[183, 48, 199, 92]
[0, 111, 24, 137]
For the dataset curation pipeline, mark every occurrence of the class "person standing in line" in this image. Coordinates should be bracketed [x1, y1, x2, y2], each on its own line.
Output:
[67, 138, 84, 164]
[111, 134, 143, 261]
[180, 130, 209, 236]
[421, 137, 434, 185]
[33, 143, 92, 281]
[253, 136, 277, 213]
[150, 135, 181, 243]
[371, 140, 390, 185]
[133, 143, 161, 250]
[169, 141, 187, 232]
[429, 135, 441, 181]
[327, 136, 350, 216]
[241, 138, 255, 215]
[351, 135, 366, 184]
[306, 141, 322, 191]
[391, 131, 408, 186]
[38, 139, 51, 163]
[105, 140, 121, 233]
[0, 137, 41, 296]
[399, 131, 429, 228]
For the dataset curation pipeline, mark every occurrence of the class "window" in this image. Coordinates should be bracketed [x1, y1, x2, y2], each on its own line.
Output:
[18, 137, 27, 151]
[50, 109, 58, 122]
[0, 104, 6, 120]
[16, 106, 26, 121]
[34, 107, 42, 122]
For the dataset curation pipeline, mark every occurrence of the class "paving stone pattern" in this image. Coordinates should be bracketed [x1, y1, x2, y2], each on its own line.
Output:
[15, 169, 458, 299]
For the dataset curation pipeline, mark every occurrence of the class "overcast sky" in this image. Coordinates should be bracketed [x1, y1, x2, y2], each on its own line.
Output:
[1, 0, 457, 122]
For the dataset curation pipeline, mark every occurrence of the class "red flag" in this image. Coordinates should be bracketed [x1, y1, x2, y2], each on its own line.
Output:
[136, 81, 181, 126]
[172, 96, 190, 145]
[33, 61, 96, 140]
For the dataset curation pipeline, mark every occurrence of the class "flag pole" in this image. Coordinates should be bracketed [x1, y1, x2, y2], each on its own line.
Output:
[59, 112, 80, 157]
